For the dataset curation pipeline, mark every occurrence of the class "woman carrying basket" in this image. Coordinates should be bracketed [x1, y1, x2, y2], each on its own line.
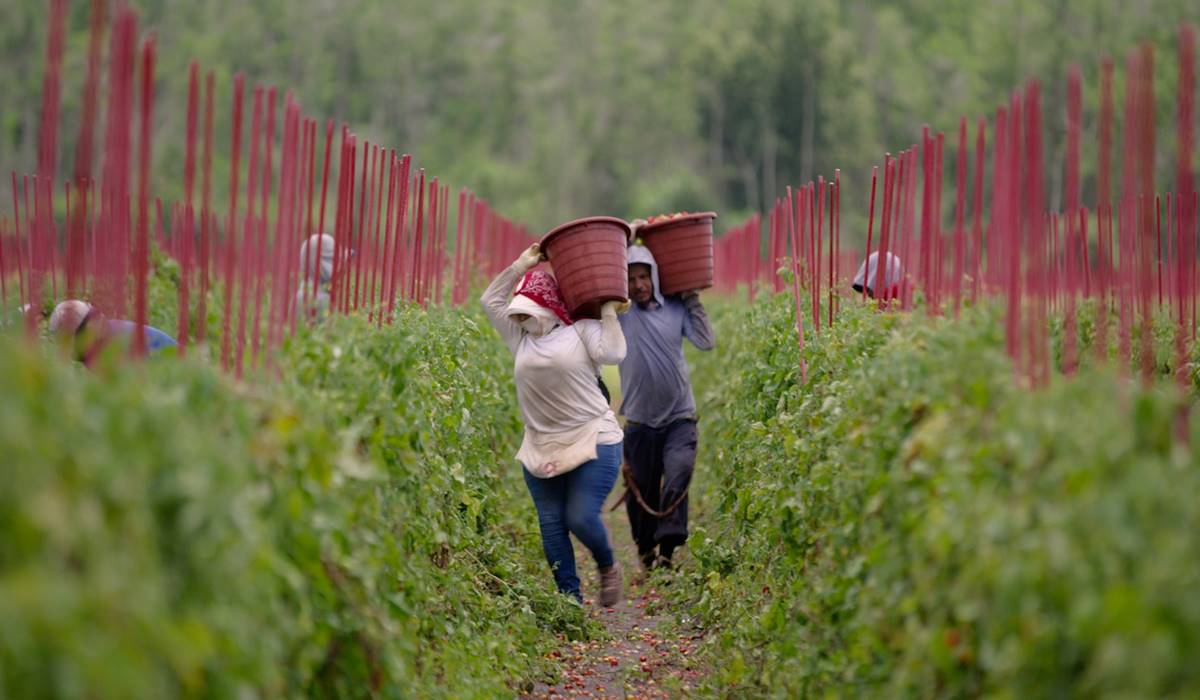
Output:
[481, 242, 629, 606]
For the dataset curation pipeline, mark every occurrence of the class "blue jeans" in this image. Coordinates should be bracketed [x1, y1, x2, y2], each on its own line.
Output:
[523, 442, 621, 600]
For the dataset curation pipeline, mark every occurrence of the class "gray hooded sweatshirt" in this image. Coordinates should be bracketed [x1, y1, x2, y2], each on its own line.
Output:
[618, 245, 715, 428]
[852, 252, 903, 298]
[296, 233, 335, 318]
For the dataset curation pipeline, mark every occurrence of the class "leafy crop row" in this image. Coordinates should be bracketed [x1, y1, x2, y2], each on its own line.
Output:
[680, 295, 1200, 697]
[0, 306, 588, 698]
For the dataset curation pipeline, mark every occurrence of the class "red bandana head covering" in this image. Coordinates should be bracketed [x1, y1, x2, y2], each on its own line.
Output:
[515, 271, 573, 326]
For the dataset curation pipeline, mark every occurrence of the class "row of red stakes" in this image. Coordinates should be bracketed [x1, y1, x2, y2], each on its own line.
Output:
[716, 25, 1198, 390]
[0, 1, 531, 378]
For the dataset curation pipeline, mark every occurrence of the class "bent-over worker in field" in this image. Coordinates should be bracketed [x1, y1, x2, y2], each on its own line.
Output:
[48, 299, 177, 365]
[296, 233, 337, 320]
[852, 251, 903, 300]
[481, 242, 629, 606]
[618, 237, 714, 571]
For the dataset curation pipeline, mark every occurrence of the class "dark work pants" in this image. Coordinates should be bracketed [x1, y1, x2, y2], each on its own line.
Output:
[623, 419, 698, 556]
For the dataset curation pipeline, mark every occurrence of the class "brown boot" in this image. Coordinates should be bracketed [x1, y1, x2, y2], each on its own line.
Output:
[598, 563, 623, 607]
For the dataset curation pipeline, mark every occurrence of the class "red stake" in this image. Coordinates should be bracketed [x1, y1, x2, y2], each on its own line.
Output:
[184, 62, 199, 214]
[1003, 93, 1021, 373]
[1096, 57, 1115, 362]
[99, 8, 137, 320]
[1157, 195, 1164, 308]
[1063, 211, 1078, 375]
[132, 37, 155, 359]
[24, 176, 39, 329]
[306, 119, 334, 313]
[369, 148, 390, 318]
[785, 185, 808, 383]
[37, 0, 67, 182]
[73, 0, 106, 186]
[268, 103, 290, 348]
[250, 88, 276, 369]
[876, 157, 895, 310]
[749, 212, 760, 302]
[288, 115, 316, 333]
[954, 119, 967, 315]
[45, 178, 58, 302]
[1065, 64, 1083, 302]
[329, 130, 351, 315]
[933, 132, 945, 315]
[1183, 192, 1192, 342]
[10, 176, 24, 311]
[351, 141, 371, 313]
[1185, 192, 1195, 345]
[808, 185, 817, 328]
[410, 170, 427, 303]
[220, 74, 245, 372]
[268, 99, 299, 354]
[298, 118, 317, 323]
[176, 63, 199, 344]
[424, 177, 439, 303]
[176, 204, 191, 355]
[768, 199, 780, 292]
[387, 154, 413, 317]
[1099, 57, 1115, 219]
[197, 71, 214, 343]
[437, 184, 450, 305]
[816, 178, 825, 323]
[376, 152, 398, 323]
[452, 188, 466, 305]
[68, 0, 107, 297]
[1024, 83, 1048, 385]
[369, 145, 386, 308]
[338, 132, 357, 314]
[286, 117, 307, 331]
[342, 132, 358, 314]
[234, 87, 265, 377]
[829, 172, 837, 323]
[899, 150, 916, 310]
[893, 151, 911, 310]
[1177, 26, 1197, 352]
[863, 166, 879, 303]
[359, 145, 380, 311]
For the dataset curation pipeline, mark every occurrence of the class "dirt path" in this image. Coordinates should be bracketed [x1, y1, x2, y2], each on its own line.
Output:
[522, 507, 703, 699]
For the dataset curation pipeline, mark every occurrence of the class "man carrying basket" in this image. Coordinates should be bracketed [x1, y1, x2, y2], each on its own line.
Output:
[618, 224, 715, 572]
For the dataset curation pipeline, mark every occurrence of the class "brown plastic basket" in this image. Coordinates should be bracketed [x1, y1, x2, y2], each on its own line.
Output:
[540, 216, 633, 319]
[638, 212, 717, 295]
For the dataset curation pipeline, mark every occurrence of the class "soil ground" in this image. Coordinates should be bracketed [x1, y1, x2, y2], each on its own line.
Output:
[522, 506, 704, 700]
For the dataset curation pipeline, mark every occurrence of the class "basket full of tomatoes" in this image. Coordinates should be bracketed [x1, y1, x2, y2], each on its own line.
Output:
[636, 211, 717, 295]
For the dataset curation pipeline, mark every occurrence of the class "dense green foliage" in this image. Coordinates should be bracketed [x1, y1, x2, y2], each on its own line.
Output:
[681, 295, 1200, 697]
[7, 264, 1200, 697]
[3, 0, 1198, 234]
[0, 306, 591, 698]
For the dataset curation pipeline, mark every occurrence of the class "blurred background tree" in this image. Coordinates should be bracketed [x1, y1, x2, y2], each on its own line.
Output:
[0, 0, 1197, 240]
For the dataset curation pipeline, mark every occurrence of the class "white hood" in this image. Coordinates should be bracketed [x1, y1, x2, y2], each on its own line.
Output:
[852, 252, 903, 297]
[506, 294, 562, 337]
[299, 233, 336, 284]
[626, 244, 665, 307]
[49, 300, 92, 336]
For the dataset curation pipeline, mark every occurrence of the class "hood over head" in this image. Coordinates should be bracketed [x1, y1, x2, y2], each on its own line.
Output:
[506, 270, 573, 336]
[626, 244, 665, 307]
[299, 233, 336, 284]
[49, 300, 92, 337]
[852, 252, 903, 298]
